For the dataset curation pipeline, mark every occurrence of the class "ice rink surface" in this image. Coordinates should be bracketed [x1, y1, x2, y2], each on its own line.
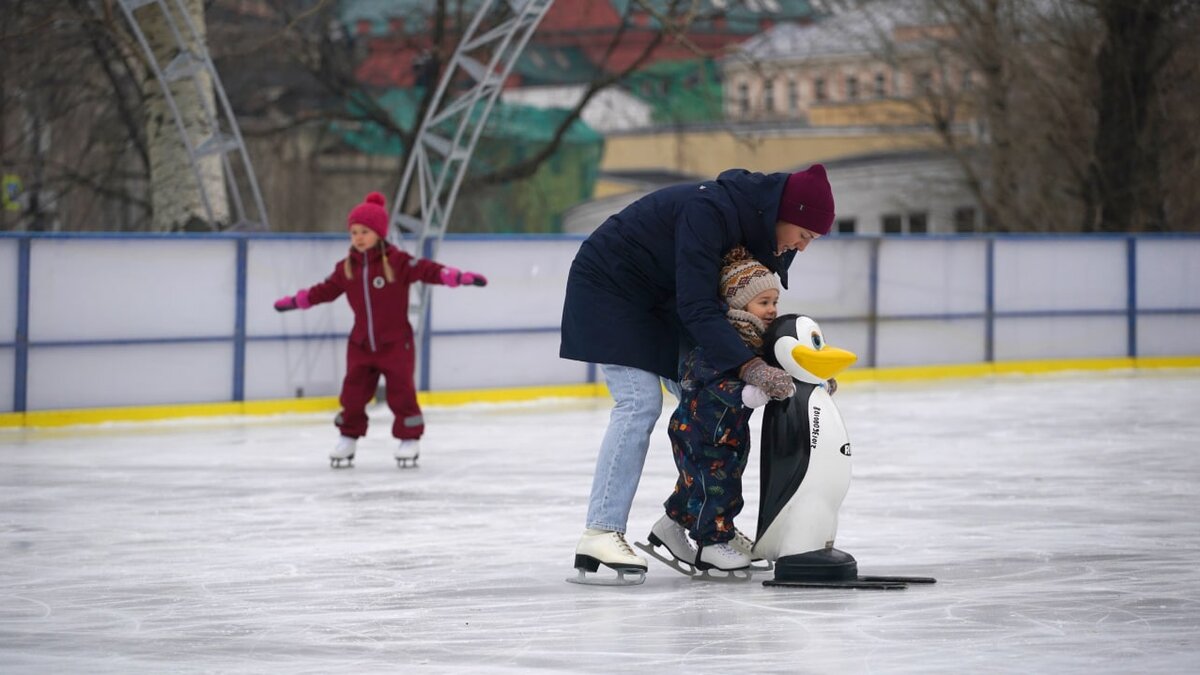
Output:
[2, 370, 1199, 673]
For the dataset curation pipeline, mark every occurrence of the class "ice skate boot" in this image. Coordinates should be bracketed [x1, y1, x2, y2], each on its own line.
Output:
[695, 542, 753, 581]
[566, 529, 647, 586]
[730, 528, 772, 572]
[394, 439, 420, 468]
[634, 514, 698, 576]
[330, 436, 356, 468]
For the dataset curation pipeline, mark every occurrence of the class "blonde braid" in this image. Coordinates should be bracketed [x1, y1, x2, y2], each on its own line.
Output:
[379, 240, 395, 283]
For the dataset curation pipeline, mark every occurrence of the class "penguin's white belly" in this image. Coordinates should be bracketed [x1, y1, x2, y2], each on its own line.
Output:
[755, 387, 852, 560]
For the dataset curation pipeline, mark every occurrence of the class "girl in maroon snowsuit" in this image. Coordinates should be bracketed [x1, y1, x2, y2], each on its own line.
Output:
[274, 192, 487, 467]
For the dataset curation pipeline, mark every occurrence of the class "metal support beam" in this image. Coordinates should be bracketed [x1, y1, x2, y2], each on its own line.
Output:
[117, 0, 270, 231]
[388, 0, 555, 383]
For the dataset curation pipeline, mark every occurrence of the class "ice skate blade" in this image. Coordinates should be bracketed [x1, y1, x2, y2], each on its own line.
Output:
[565, 567, 645, 586]
[633, 541, 697, 577]
[691, 566, 756, 583]
[763, 578, 909, 590]
[329, 456, 355, 469]
[395, 457, 419, 469]
[747, 559, 773, 573]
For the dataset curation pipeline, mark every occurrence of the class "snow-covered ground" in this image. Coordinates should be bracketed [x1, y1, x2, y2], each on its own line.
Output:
[3, 370, 1199, 673]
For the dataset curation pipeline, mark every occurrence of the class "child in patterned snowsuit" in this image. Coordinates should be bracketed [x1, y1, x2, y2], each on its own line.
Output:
[658, 247, 782, 571]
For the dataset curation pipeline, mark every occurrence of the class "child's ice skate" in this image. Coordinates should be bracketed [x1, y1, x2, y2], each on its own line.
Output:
[566, 529, 647, 586]
[730, 528, 773, 572]
[694, 542, 753, 581]
[634, 515, 699, 576]
[330, 436, 356, 468]
[394, 439, 420, 468]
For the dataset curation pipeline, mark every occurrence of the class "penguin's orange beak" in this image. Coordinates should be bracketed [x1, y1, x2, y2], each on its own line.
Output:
[790, 344, 857, 381]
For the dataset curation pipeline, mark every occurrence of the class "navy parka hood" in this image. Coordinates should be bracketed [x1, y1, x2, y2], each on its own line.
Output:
[713, 169, 797, 289]
[560, 168, 801, 380]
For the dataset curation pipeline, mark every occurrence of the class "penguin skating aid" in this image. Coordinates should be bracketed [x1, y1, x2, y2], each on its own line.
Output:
[756, 315, 937, 590]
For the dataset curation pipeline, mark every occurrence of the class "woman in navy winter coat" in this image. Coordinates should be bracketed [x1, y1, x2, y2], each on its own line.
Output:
[561, 165, 836, 582]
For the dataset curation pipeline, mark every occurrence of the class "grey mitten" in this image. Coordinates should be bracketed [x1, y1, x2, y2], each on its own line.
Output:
[739, 357, 796, 400]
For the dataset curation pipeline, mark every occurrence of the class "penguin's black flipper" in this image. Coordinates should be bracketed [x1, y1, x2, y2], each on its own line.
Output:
[756, 382, 819, 541]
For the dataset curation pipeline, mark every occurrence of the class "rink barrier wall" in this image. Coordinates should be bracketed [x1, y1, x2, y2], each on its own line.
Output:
[1, 232, 1198, 427]
[2, 358, 1199, 429]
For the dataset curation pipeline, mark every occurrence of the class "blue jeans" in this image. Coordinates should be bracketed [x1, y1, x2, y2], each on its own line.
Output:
[585, 364, 681, 533]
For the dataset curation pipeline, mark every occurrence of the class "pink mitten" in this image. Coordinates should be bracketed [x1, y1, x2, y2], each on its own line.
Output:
[440, 267, 488, 288]
[273, 289, 311, 312]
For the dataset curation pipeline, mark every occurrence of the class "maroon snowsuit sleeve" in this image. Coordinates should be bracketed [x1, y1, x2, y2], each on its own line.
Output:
[304, 260, 349, 305]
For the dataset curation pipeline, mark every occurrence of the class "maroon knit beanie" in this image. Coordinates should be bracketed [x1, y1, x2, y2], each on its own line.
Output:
[347, 192, 389, 239]
[778, 164, 835, 235]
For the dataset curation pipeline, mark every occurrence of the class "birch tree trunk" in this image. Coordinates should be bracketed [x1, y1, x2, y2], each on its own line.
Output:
[136, 0, 228, 230]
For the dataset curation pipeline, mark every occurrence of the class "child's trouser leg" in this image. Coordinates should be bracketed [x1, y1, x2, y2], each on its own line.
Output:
[337, 342, 381, 438]
[664, 419, 698, 531]
[685, 442, 745, 546]
[378, 340, 423, 440]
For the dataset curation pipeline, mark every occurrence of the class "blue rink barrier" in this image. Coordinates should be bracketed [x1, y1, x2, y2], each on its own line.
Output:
[2, 231, 1199, 417]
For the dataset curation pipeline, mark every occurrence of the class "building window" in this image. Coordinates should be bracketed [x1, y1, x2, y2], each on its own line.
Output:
[882, 214, 903, 234]
[836, 218, 857, 234]
[908, 212, 928, 234]
[814, 77, 827, 101]
[845, 75, 859, 100]
[955, 206, 978, 233]
[737, 82, 749, 116]
[874, 72, 886, 98]
[764, 79, 775, 113]
[787, 79, 799, 112]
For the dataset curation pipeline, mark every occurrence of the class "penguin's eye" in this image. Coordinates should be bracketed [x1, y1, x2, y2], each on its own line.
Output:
[810, 331, 824, 350]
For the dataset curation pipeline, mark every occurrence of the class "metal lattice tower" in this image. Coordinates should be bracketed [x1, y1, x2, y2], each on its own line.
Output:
[388, 0, 555, 359]
[117, 0, 269, 230]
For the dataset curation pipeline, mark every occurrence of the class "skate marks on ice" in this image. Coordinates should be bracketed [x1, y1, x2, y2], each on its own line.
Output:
[2, 373, 1200, 672]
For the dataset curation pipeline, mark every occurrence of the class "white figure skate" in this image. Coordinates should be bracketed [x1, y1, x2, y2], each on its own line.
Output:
[566, 529, 647, 586]
[695, 542, 753, 581]
[330, 436, 356, 468]
[730, 528, 773, 572]
[635, 515, 698, 576]
[394, 439, 420, 468]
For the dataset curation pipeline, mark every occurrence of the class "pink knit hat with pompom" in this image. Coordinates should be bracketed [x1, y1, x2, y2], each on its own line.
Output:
[347, 192, 389, 239]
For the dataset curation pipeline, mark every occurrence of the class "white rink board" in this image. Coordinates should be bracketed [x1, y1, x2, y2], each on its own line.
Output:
[877, 318, 988, 366]
[1137, 315, 1200, 356]
[28, 238, 237, 341]
[243, 338, 346, 401]
[0, 348, 12, 412]
[995, 315, 1128, 361]
[428, 238, 580, 332]
[782, 238, 873, 318]
[994, 239, 1127, 312]
[26, 342, 233, 410]
[877, 238, 987, 316]
[245, 238, 356, 338]
[428, 332, 589, 389]
[0, 240, 17, 340]
[1137, 238, 1200, 309]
